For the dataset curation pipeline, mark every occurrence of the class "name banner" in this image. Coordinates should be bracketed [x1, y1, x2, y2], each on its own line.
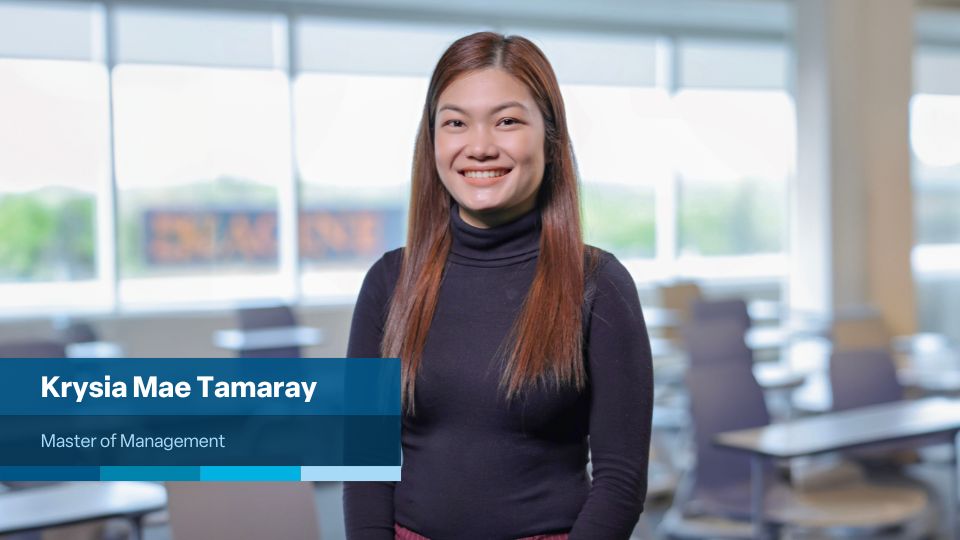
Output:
[0, 358, 400, 481]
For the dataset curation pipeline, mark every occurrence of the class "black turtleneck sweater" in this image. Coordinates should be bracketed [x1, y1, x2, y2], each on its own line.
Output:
[343, 207, 653, 540]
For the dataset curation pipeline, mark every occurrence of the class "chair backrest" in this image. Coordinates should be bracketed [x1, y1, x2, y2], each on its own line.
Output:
[236, 305, 301, 358]
[660, 282, 703, 315]
[830, 348, 903, 411]
[236, 305, 298, 330]
[0, 340, 66, 358]
[682, 319, 753, 369]
[55, 321, 99, 344]
[659, 282, 703, 340]
[685, 363, 772, 516]
[166, 482, 320, 540]
[832, 315, 890, 353]
[691, 298, 751, 334]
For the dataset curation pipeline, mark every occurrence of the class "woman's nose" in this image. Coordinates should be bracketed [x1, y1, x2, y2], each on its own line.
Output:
[466, 128, 498, 159]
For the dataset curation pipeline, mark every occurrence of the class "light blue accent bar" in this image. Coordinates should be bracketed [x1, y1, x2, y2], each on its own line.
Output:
[200, 466, 301, 481]
[300, 466, 400, 481]
[101, 466, 200, 480]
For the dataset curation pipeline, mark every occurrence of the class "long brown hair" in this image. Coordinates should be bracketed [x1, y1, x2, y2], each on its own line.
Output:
[383, 31, 594, 412]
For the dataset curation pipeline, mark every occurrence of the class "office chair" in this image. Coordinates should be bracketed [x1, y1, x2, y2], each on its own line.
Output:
[691, 298, 752, 334]
[830, 348, 903, 411]
[682, 319, 753, 370]
[234, 305, 302, 358]
[832, 315, 890, 353]
[52, 319, 99, 344]
[683, 318, 803, 400]
[237, 305, 298, 330]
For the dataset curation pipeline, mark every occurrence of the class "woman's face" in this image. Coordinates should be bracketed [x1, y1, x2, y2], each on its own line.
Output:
[434, 68, 546, 229]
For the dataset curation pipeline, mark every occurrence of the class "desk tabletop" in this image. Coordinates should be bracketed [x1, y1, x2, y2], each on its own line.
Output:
[715, 397, 960, 459]
[0, 482, 167, 534]
[213, 326, 324, 351]
[752, 363, 806, 390]
[745, 326, 791, 351]
[641, 307, 683, 329]
[65, 341, 124, 358]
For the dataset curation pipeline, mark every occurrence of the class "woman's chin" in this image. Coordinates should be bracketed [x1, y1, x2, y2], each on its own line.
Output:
[456, 197, 502, 215]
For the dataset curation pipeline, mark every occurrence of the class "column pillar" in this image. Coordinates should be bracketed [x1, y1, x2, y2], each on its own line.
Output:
[790, 0, 917, 335]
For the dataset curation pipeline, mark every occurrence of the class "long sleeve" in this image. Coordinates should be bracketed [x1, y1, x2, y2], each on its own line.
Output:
[343, 252, 399, 540]
[569, 255, 654, 540]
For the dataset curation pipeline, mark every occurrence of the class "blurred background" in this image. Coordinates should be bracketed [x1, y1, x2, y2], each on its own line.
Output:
[0, 0, 959, 538]
[0, 0, 957, 347]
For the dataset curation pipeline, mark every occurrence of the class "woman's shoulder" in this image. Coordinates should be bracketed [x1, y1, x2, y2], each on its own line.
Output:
[358, 247, 404, 299]
[583, 245, 643, 320]
[583, 245, 643, 342]
[584, 245, 633, 288]
[375, 247, 405, 276]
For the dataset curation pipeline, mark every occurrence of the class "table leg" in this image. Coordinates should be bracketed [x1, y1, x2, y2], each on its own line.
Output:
[751, 455, 767, 540]
[131, 513, 145, 540]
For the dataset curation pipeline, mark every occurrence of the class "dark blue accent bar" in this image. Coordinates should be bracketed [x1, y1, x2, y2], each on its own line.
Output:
[0, 466, 99, 481]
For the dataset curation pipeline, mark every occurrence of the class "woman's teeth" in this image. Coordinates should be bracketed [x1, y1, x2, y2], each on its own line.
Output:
[463, 170, 509, 179]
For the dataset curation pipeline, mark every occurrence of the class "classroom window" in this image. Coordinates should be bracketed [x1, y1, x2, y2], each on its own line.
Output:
[112, 7, 292, 306]
[0, 2, 111, 311]
[675, 40, 793, 261]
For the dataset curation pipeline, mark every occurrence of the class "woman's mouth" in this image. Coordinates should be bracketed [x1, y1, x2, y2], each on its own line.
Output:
[460, 169, 512, 185]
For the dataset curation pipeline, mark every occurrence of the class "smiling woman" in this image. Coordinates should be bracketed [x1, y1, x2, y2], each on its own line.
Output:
[343, 32, 653, 540]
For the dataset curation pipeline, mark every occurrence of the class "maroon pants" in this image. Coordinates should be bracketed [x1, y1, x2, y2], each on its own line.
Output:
[395, 523, 569, 540]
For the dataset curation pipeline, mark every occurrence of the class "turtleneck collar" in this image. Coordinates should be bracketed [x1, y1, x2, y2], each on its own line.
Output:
[449, 203, 541, 267]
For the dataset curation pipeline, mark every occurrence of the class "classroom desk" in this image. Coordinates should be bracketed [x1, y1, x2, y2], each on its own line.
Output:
[641, 307, 683, 329]
[644, 305, 827, 357]
[642, 301, 827, 329]
[647, 324, 822, 358]
[648, 336, 683, 358]
[649, 336, 807, 398]
[715, 397, 960, 539]
[745, 327, 793, 353]
[747, 323, 833, 354]
[65, 341, 124, 358]
[212, 326, 324, 352]
[0, 482, 166, 537]
[894, 332, 955, 355]
[751, 363, 806, 391]
[790, 335, 960, 414]
[899, 368, 960, 393]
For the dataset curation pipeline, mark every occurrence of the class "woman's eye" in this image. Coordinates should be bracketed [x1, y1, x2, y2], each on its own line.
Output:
[499, 118, 519, 127]
[445, 119, 465, 128]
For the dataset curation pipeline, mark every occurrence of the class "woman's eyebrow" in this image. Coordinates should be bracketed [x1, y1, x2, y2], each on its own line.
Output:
[437, 101, 529, 115]
[490, 101, 529, 114]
